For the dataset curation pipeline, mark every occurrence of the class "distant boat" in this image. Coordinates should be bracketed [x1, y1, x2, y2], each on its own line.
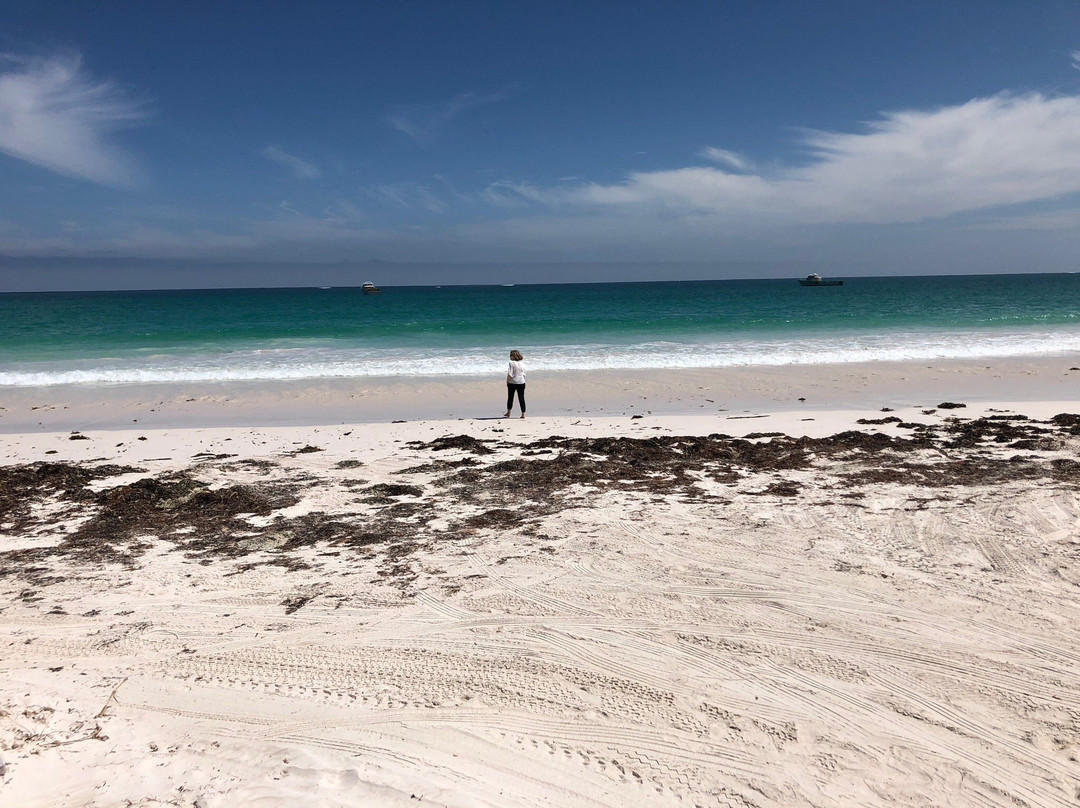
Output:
[361, 281, 381, 294]
[798, 273, 843, 287]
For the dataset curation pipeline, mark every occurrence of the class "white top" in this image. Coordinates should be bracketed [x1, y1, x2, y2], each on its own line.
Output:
[507, 360, 526, 384]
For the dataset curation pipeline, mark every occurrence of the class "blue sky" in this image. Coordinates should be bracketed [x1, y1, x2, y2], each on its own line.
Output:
[2, 1, 1080, 289]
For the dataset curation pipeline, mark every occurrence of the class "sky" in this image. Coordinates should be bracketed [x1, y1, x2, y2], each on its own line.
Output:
[2, 1, 1080, 290]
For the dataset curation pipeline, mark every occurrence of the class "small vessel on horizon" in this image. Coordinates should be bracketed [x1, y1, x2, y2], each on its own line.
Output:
[798, 273, 843, 287]
[361, 281, 381, 294]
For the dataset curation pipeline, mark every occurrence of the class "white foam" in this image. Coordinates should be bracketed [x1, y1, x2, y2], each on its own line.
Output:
[2, 327, 1079, 387]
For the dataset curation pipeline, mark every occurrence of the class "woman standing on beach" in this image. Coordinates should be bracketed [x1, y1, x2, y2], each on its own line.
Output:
[505, 349, 526, 418]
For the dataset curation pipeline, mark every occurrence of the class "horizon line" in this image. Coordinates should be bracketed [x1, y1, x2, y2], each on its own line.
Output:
[1, 269, 1074, 296]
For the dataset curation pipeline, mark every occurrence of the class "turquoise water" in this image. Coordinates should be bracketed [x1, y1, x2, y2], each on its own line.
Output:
[2, 274, 1080, 386]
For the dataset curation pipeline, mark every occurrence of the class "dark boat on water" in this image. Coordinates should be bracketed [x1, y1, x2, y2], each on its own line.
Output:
[798, 273, 843, 287]
[361, 281, 381, 294]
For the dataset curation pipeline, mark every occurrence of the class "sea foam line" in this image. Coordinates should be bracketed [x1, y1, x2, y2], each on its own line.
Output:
[1, 329, 1077, 387]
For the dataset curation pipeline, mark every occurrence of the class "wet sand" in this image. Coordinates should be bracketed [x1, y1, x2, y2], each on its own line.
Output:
[2, 355, 1078, 433]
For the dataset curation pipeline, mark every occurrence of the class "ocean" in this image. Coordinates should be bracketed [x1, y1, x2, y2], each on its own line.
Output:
[2, 274, 1079, 387]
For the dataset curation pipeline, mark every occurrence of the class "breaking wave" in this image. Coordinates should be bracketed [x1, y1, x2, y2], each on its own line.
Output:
[2, 327, 1078, 387]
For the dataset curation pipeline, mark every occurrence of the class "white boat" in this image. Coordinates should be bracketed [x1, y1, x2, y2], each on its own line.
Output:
[361, 281, 381, 295]
[798, 273, 843, 287]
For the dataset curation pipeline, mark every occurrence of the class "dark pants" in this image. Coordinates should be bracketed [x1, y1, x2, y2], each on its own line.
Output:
[506, 383, 526, 413]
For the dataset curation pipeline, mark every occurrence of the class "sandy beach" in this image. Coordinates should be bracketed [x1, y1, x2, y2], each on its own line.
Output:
[3, 355, 1079, 433]
[2, 358, 1080, 807]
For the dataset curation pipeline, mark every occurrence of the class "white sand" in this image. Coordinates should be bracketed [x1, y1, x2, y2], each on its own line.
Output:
[1, 360, 1079, 806]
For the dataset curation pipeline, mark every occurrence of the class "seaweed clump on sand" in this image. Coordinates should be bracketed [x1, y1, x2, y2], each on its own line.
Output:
[407, 435, 494, 455]
[1050, 413, 1080, 435]
[285, 445, 324, 456]
[81, 473, 301, 560]
[395, 457, 478, 475]
[837, 456, 1049, 488]
[0, 462, 144, 532]
[0, 467, 300, 572]
[362, 483, 425, 503]
[435, 416, 1080, 510]
[0, 456, 446, 587]
[939, 416, 1054, 449]
[830, 414, 1080, 488]
[438, 430, 926, 509]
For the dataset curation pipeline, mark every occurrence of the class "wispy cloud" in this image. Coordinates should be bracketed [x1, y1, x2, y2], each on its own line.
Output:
[367, 182, 447, 212]
[0, 200, 382, 260]
[1072, 50, 1080, 70]
[534, 93, 1080, 225]
[262, 145, 320, 179]
[699, 146, 751, 172]
[479, 179, 550, 208]
[389, 89, 514, 146]
[0, 52, 147, 187]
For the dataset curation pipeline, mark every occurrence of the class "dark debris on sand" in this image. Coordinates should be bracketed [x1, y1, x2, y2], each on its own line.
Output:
[407, 435, 494, 455]
[0, 462, 144, 533]
[441, 430, 929, 503]
[3, 413, 1080, 589]
[2, 471, 300, 572]
[361, 483, 425, 503]
[394, 457, 478, 475]
[285, 445, 324, 456]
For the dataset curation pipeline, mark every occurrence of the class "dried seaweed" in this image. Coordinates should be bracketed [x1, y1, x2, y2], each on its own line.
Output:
[940, 417, 1050, 448]
[281, 594, 314, 614]
[407, 435, 494, 455]
[0, 462, 143, 531]
[362, 483, 424, 503]
[1050, 413, 1080, 435]
[395, 457, 478, 475]
[3, 412, 1079, 591]
[463, 508, 525, 529]
[753, 481, 801, 497]
[838, 457, 1047, 488]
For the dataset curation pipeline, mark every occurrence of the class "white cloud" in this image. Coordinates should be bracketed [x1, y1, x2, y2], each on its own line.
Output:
[389, 89, 513, 145]
[537, 93, 1080, 225]
[0, 52, 146, 186]
[567, 168, 775, 211]
[262, 145, 320, 179]
[700, 146, 751, 171]
[1072, 50, 1080, 70]
[787, 94, 1080, 222]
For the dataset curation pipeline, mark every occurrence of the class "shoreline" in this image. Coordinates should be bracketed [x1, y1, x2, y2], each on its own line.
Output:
[1, 354, 1077, 434]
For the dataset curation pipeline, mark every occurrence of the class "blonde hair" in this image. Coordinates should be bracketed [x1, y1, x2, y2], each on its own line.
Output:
[509, 350, 523, 361]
